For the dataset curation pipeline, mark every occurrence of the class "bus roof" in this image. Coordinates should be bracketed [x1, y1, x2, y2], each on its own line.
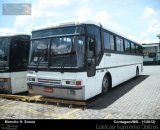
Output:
[0, 33, 30, 38]
[32, 20, 141, 45]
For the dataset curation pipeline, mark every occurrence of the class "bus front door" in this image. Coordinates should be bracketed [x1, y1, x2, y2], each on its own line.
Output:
[87, 36, 96, 77]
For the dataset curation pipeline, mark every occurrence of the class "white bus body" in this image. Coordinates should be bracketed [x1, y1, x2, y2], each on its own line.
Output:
[0, 35, 30, 94]
[27, 21, 143, 100]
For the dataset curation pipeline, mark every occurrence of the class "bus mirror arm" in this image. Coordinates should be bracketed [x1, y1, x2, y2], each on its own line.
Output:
[88, 62, 91, 67]
[87, 57, 95, 67]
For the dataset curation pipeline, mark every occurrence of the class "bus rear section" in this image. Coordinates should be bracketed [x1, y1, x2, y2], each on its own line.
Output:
[0, 35, 30, 94]
[27, 21, 143, 100]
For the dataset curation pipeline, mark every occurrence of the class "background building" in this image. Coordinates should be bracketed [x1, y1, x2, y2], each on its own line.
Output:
[142, 43, 160, 65]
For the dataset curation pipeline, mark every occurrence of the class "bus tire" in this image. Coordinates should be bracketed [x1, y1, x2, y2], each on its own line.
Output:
[102, 75, 110, 94]
[136, 67, 139, 77]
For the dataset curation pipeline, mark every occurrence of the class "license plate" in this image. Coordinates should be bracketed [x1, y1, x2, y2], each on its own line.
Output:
[44, 87, 53, 93]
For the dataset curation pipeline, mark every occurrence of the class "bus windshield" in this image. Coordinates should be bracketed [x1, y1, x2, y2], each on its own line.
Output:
[30, 36, 85, 68]
[30, 39, 49, 67]
[30, 26, 86, 68]
[0, 38, 9, 68]
[50, 36, 85, 67]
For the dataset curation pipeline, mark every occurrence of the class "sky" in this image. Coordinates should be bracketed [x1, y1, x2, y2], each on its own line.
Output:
[0, 0, 160, 44]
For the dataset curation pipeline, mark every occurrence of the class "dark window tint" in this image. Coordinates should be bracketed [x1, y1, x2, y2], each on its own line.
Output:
[136, 45, 143, 55]
[116, 37, 124, 52]
[110, 35, 115, 50]
[124, 40, 130, 53]
[10, 36, 30, 71]
[131, 42, 136, 53]
[0, 38, 9, 67]
[149, 53, 156, 58]
[87, 25, 101, 62]
[103, 31, 114, 50]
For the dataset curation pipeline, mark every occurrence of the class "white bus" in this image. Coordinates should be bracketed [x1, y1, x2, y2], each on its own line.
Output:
[0, 34, 30, 94]
[27, 21, 143, 100]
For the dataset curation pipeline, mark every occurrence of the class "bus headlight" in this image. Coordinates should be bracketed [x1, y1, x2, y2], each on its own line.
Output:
[63, 80, 82, 86]
[66, 80, 75, 85]
[27, 77, 36, 82]
[28, 71, 34, 74]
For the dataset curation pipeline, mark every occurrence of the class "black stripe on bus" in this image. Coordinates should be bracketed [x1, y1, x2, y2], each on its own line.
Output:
[96, 62, 142, 70]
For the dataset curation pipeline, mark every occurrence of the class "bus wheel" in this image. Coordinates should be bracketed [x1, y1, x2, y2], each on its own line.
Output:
[102, 75, 110, 94]
[136, 67, 139, 77]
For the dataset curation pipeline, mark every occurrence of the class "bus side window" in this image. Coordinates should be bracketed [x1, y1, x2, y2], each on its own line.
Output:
[131, 42, 136, 53]
[110, 35, 115, 51]
[103, 32, 115, 51]
[135, 45, 138, 54]
[116, 36, 124, 52]
[124, 40, 131, 53]
[87, 25, 101, 64]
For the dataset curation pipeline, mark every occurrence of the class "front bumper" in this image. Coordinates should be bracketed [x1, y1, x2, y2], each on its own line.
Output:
[27, 83, 85, 100]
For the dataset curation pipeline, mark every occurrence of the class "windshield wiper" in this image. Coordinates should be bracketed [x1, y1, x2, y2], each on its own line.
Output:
[35, 60, 39, 73]
[60, 59, 66, 73]
[60, 53, 73, 73]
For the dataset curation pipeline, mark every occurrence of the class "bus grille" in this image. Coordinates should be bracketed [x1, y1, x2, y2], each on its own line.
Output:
[37, 78, 61, 85]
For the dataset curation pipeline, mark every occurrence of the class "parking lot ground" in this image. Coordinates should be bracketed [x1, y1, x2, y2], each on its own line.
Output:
[0, 66, 160, 119]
